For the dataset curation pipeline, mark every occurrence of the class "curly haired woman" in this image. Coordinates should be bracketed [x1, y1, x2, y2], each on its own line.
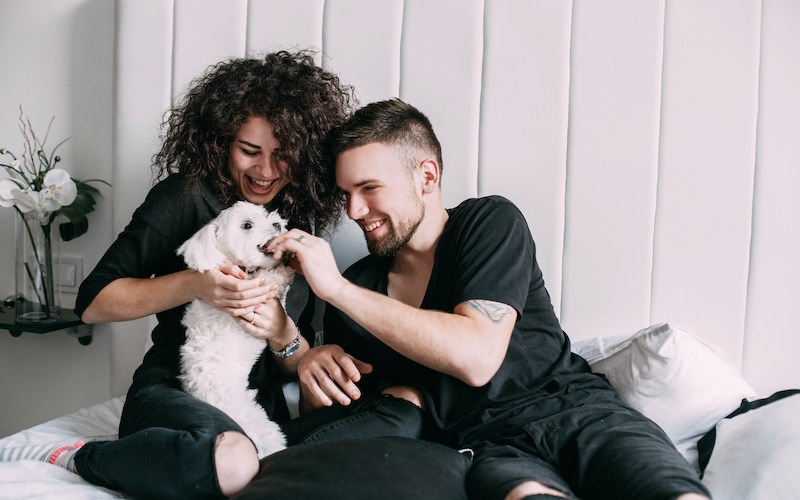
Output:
[16, 50, 354, 499]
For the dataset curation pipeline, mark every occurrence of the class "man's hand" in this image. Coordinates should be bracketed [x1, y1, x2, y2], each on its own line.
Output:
[265, 230, 349, 302]
[297, 345, 374, 412]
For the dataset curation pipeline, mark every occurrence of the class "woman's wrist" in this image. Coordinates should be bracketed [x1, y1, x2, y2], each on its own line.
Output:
[267, 318, 300, 353]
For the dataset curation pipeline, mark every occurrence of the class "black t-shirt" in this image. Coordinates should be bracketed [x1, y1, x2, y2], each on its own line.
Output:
[324, 196, 616, 446]
[75, 173, 314, 422]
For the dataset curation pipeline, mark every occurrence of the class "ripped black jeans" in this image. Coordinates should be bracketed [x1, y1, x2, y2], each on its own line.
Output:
[74, 383, 426, 500]
[74, 382, 240, 500]
[281, 392, 427, 445]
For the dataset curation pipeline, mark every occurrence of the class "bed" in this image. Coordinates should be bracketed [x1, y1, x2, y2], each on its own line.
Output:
[2, 323, 799, 499]
[2, 0, 800, 498]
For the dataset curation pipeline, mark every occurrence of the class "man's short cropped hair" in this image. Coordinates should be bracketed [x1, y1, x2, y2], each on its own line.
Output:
[332, 98, 444, 176]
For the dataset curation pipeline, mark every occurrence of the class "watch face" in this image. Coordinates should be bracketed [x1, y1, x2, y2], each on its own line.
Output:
[284, 340, 300, 355]
[273, 333, 301, 358]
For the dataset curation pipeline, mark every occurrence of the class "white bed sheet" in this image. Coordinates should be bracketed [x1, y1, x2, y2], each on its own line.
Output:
[0, 382, 300, 499]
[0, 397, 126, 499]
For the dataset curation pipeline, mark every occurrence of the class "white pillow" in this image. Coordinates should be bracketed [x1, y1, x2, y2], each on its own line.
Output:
[701, 393, 800, 499]
[581, 323, 756, 469]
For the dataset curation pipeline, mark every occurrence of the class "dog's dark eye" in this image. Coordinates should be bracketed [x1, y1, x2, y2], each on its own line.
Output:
[242, 221, 253, 230]
[273, 222, 282, 231]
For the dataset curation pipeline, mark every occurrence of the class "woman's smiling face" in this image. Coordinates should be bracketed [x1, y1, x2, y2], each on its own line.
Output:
[229, 116, 289, 205]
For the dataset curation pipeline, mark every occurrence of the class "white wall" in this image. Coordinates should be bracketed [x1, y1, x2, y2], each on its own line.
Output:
[0, 0, 115, 437]
[1, 0, 799, 438]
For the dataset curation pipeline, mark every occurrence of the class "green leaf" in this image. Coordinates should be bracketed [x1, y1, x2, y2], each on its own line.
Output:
[54, 180, 105, 241]
[59, 215, 89, 241]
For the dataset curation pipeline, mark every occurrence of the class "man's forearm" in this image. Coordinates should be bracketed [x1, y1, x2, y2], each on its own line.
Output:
[327, 281, 510, 386]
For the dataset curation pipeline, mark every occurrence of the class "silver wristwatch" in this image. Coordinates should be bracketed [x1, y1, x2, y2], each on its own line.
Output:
[269, 331, 302, 358]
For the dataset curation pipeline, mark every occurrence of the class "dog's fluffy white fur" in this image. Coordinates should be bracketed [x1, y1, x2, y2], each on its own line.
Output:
[176, 201, 295, 458]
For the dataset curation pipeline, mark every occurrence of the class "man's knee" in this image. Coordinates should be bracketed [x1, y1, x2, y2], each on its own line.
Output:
[381, 385, 425, 409]
[505, 481, 569, 500]
[362, 391, 427, 438]
[285, 390, 427, 445]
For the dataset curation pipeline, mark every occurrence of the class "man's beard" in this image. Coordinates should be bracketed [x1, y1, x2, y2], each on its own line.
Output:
[366, 201, 424, 258]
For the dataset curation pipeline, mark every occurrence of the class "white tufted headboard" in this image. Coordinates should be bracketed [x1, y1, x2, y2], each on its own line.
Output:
[108, 0, 800, 398]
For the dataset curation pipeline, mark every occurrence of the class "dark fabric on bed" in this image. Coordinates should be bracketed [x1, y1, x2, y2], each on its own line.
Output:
[697, 388, 800, 475]
[231, 436, 471, 500]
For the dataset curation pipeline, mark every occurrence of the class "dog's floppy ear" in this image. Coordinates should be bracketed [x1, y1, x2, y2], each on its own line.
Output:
[177, 222, 227, 271]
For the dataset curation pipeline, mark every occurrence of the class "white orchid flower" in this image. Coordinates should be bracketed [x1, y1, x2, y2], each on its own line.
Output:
[40, 168, 77, 211]
[0, 178, 37, 210]
[0, 178, 21, 207]
[13, 188, 41, 213]
[14, 189, 53, 224]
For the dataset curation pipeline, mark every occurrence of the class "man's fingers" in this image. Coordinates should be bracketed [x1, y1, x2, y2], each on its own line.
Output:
[307, 378, 335, 407]
[311, 372, 352, 406]
[351, 357, 374, 376]
[267, 229, 312, 260]
[305, 364, 361, 406]
[327, 363, 363, 401]
[297, 345, 369, 407]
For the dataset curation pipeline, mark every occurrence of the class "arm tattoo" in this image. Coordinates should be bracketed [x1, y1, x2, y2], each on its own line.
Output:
[465, 299, 512, 324]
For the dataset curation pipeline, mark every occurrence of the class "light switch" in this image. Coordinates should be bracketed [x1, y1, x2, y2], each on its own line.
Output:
[57, 256, 84, 292]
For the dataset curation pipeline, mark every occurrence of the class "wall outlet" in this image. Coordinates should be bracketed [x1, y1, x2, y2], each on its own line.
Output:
[57, 256, 84, 293]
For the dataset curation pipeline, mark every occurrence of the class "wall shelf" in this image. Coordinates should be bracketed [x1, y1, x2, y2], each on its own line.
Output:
[0, 306, 93, 345]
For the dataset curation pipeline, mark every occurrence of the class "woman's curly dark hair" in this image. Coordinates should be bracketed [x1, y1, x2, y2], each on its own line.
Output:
[153, 50, 356, 231]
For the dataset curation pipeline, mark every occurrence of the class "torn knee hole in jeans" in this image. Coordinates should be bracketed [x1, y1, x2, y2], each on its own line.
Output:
[380, 386, 425, 409]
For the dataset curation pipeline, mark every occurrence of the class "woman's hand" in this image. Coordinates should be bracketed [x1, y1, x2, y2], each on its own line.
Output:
[191, 263, 278, 317]
[235, 297, 309, 374]
[234, 297, 289, 342]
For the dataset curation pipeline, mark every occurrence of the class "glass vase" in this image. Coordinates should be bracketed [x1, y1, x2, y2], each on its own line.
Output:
[15, 211, 62, 323]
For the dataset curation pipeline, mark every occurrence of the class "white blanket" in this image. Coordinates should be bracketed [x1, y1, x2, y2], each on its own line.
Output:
[0, 397, 127, 499]
[0, 383, 300, 499]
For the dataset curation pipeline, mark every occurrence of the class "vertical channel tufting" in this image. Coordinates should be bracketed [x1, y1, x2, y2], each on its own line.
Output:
[400, 0, 484, 208]
[743, 0, 800, 396]
[111, 0, 177, 397]
[651, 0, 761, 365]
[171, 0, 248, 98]
[114, 0, 174, 236]
[322, 0, 403, 103]
[480, 0, 573, 317]
[559, 0, 665, 340]
[247, 0, 325, 57]
[649, 0, 668, 336]
[323, 0, 405, 271]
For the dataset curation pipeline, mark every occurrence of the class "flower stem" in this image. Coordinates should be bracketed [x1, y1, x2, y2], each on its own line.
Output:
[17, 209, 55, 316]
[23, 262, 46, 306]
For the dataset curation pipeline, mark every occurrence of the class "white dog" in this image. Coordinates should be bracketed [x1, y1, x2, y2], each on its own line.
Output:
[176, 201, 294, 458]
